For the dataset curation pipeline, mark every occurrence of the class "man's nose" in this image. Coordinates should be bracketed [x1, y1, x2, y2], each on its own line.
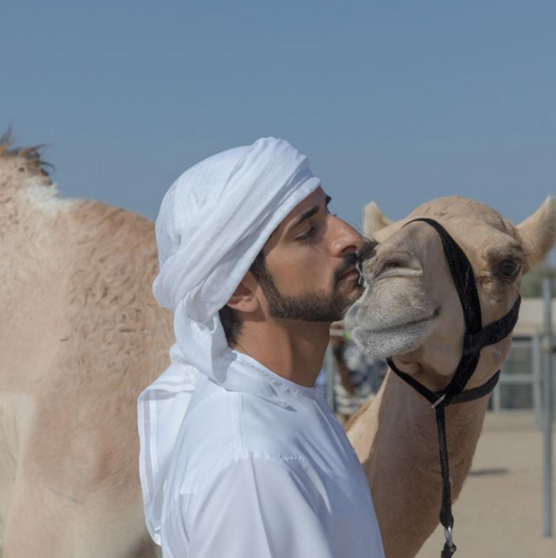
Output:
[330, 217, 364, 256]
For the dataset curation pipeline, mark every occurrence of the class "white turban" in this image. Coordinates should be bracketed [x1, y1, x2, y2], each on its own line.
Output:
[137, 137, 321, 544]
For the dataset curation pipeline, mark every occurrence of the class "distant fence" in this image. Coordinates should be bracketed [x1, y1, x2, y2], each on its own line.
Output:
[490, 334, 556, 423]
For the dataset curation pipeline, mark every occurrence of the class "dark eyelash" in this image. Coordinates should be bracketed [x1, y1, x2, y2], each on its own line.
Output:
[298, 227, 315, 240]
[325, 202, 336, 217]
[298, 210, 337, 241]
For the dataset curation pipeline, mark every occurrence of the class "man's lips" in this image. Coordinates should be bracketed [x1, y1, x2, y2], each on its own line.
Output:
[339, 266, 359, 280]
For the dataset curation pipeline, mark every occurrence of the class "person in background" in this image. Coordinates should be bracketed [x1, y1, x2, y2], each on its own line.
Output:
[329, 322, 387, 423]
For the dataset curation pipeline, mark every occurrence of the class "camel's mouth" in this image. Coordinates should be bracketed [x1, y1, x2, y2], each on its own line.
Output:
[346, 307, 440, 359]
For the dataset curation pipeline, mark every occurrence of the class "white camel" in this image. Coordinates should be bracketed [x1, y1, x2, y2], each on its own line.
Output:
[0, 136, 553, 557]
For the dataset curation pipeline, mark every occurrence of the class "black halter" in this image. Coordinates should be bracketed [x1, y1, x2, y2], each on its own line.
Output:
[385, 218, 521, 558]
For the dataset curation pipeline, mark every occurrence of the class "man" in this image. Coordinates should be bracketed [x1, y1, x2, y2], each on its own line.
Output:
[137, 138, 384, 557]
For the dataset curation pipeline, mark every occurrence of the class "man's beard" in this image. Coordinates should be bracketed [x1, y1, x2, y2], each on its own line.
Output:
[256, 252, 364, 322]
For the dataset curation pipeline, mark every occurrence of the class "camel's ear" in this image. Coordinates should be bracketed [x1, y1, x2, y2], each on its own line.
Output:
[517, 197, 556, 272]
[362, 201, 392, 239]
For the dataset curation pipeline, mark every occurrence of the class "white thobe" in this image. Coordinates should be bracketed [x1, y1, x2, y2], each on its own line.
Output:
[158, 352, 385, 558]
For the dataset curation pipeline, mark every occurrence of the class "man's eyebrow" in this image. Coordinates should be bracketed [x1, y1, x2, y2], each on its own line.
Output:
[290, 206, 319, 232]
[287, 195, 332, 234]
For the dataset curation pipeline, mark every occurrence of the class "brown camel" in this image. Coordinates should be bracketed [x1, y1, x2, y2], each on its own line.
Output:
[0, 136, 553, 557]
[345, 195, 555, 557]
[0, 137, 168, 557]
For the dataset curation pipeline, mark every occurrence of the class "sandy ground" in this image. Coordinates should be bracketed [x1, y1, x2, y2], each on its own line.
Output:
[417, 412, 555, 558]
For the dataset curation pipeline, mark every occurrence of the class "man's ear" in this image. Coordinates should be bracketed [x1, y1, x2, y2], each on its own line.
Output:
[225, 272, 259, 314]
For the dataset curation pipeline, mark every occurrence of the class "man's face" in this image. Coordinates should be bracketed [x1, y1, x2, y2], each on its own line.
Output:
[255, 187, 366, 322]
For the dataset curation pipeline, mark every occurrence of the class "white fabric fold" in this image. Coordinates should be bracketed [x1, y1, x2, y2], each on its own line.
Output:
[137, 137, 321, 544]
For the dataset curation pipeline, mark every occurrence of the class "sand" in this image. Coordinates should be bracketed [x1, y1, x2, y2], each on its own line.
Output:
[417, 412, 556, 558]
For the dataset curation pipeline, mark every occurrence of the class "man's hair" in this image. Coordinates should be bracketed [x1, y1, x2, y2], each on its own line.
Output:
[219, 249, 266, 347]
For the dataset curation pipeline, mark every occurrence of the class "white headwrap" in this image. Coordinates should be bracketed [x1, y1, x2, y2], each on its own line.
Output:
[137, 137, 321, 544]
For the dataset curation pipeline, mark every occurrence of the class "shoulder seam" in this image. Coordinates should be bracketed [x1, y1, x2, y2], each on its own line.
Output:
[186, 451, 313, 519]
[197, 451, 312, 496]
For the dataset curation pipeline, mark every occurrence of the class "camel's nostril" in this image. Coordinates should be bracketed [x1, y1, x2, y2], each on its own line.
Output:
[373, 251, 423, 280]
[386, 261, 404, 269]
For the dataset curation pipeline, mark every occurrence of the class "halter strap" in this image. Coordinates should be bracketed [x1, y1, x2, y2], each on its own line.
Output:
[409, 218, 483, 335]
[385, 217, 521, 558]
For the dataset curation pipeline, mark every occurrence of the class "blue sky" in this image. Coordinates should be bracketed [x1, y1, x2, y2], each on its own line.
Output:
[2, 0, 555, 261]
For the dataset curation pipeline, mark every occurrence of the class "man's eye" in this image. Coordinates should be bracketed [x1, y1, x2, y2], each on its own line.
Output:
[298, 227, 315, 240]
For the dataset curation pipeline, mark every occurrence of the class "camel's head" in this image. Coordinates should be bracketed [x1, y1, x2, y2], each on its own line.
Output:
[0, 132, 53, 203]
[346, 195, 556, 390]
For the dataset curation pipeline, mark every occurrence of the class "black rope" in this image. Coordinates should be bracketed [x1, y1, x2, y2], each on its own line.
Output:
[407, 218, 482, 335]
[388, 358, 501, 558]
[464, 298, 522, 355]
[436, 405, 457, 558]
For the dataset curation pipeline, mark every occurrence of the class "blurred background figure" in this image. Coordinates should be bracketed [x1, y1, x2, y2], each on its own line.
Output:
[326, 321, 387, 423]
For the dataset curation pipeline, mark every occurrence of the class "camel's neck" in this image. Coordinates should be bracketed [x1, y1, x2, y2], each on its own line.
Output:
[347, 367, 490, 558]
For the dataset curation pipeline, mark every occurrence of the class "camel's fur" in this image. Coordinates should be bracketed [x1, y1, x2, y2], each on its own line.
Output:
[0, 134, 170, 557]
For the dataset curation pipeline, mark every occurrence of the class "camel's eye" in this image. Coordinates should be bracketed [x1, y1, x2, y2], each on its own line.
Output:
[496, 259, 522, 282]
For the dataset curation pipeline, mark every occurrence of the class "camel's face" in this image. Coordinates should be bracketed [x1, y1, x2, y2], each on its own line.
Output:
[346, 195, 556, 389]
